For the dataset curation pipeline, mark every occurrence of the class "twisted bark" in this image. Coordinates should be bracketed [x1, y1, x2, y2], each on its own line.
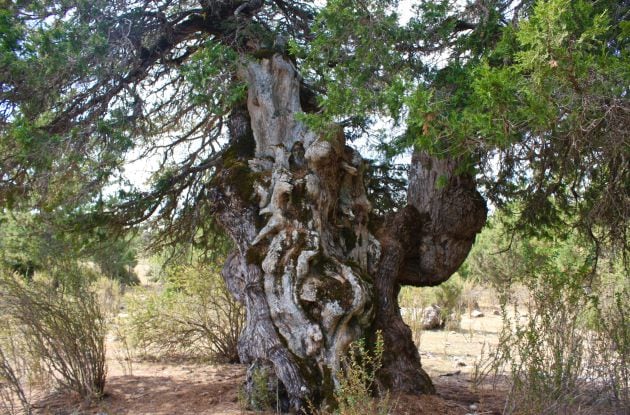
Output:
[213, 55, 377, 411]
[212, 53, 487, 411]
[373, 152, 487, 395]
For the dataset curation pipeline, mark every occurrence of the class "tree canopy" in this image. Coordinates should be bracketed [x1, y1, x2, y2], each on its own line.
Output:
[0, 0, 627, 255]
[0, 0, 628, 410]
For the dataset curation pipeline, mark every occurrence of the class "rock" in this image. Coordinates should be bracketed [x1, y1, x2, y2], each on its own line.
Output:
[471, 309, 484, 318]
[456, 360, 467, 367]
[421, 305, 443, 329]
[438, 370, 461, 377]
[493, 309, 501, 316]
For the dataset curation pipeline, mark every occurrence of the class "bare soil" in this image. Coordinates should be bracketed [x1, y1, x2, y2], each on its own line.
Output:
[26, 310, 508, 415]
[25, 272, 507, 415]
[30, 360, 505, 415]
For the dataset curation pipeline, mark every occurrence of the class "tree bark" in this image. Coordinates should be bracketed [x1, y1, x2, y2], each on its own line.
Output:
[213, 54, 378, 411]
[211, 53, 487, 412]
[372, 152, 487, 395]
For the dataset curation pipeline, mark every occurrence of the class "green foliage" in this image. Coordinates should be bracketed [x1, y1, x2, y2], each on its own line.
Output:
[0, 0, 626, 263]
[298, 0, 409, 130]
[468, 213, 629, 413]
[464, 0, 628, 250]
[333, 332, 390, 415]
[0, 209, 139, 284]
[364, 160, 408, 215]
[298, 0, 629, 255]
[246, 366, 274, 412]
[182, 40, 246, 108]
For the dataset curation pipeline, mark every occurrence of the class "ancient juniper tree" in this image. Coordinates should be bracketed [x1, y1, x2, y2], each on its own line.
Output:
[1, 0, 627, 411]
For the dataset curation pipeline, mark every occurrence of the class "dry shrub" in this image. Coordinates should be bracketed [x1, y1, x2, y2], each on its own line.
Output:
[586, 282, 629, 412]
[399, 274, 467, 335]
[91, 275, 124, 320]
[434, 276, 465, 330]
[398, 290, 424, 346]
[126, 262, 244, 362]
[478, 237, 629, 415]
[0, 324, 33, 415]
[0, 271, 107, 403]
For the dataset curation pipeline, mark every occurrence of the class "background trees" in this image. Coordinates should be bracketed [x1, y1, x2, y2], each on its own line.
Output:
[0, 0, 627, 411]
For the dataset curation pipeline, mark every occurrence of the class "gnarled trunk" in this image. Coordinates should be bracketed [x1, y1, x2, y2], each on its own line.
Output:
[213, 54, 377, 411]
[211, 54, 486, 411]
[373, 151, 487, 394]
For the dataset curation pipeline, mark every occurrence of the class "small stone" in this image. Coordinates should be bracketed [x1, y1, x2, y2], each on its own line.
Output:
[493, 309, 501, 316]
[471, 309, 484, 318]
[456, 360, 467, 367]
[421, 305, 443, 329]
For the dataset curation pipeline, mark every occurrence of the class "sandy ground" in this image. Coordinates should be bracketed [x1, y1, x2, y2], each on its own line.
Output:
[30, 361, 504, 415]
[25, 310, 507, 415]
[23, 268, 507, 415]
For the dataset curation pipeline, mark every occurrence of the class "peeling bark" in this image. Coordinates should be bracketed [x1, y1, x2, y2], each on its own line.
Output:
[212, 53, 487, 411]
[213, 54, 377, 411]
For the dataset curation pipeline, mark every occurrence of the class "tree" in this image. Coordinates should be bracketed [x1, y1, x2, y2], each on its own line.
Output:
[0, 0, 627, 411]
[0, 208, 139, 284]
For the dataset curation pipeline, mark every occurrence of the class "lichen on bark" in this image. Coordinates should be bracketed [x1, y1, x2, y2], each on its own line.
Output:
[212, 53, 486, 412]
[214, 54, 380, 411]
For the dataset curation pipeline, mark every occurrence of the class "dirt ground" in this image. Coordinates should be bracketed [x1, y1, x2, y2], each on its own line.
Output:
[25, 310, 508, 415]
[29, 360, 506, 415]
[21, 268, 508, 414]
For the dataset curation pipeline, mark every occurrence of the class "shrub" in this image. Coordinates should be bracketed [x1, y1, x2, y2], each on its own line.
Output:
[92, 275, 124, 320]
[310, 332, 391, 415]
[334, 333, 390, 415]
[239, 363, 276, 412]
[0, 270, 107, 401]
[587, 275, 629, 410]
[433, 275, 464, 329]
[399, 274, 466, 332]
[126, 261, 244, 362]
[479, 232, 629, 414]
[398, 288, 424, 346]
[0, 323, 34, 415]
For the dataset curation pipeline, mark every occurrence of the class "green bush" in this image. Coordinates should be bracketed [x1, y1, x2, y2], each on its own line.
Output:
[311, 332, 390, 415]
[126, 261, 244, 362]
[0, 209, 139, 285]
[334, 333, 390, 415]
[475, 226, 629, 414]
[240, 364, 275, 412]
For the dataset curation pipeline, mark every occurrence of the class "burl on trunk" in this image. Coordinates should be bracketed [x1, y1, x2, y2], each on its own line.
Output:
[210, 54, 486, 412]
